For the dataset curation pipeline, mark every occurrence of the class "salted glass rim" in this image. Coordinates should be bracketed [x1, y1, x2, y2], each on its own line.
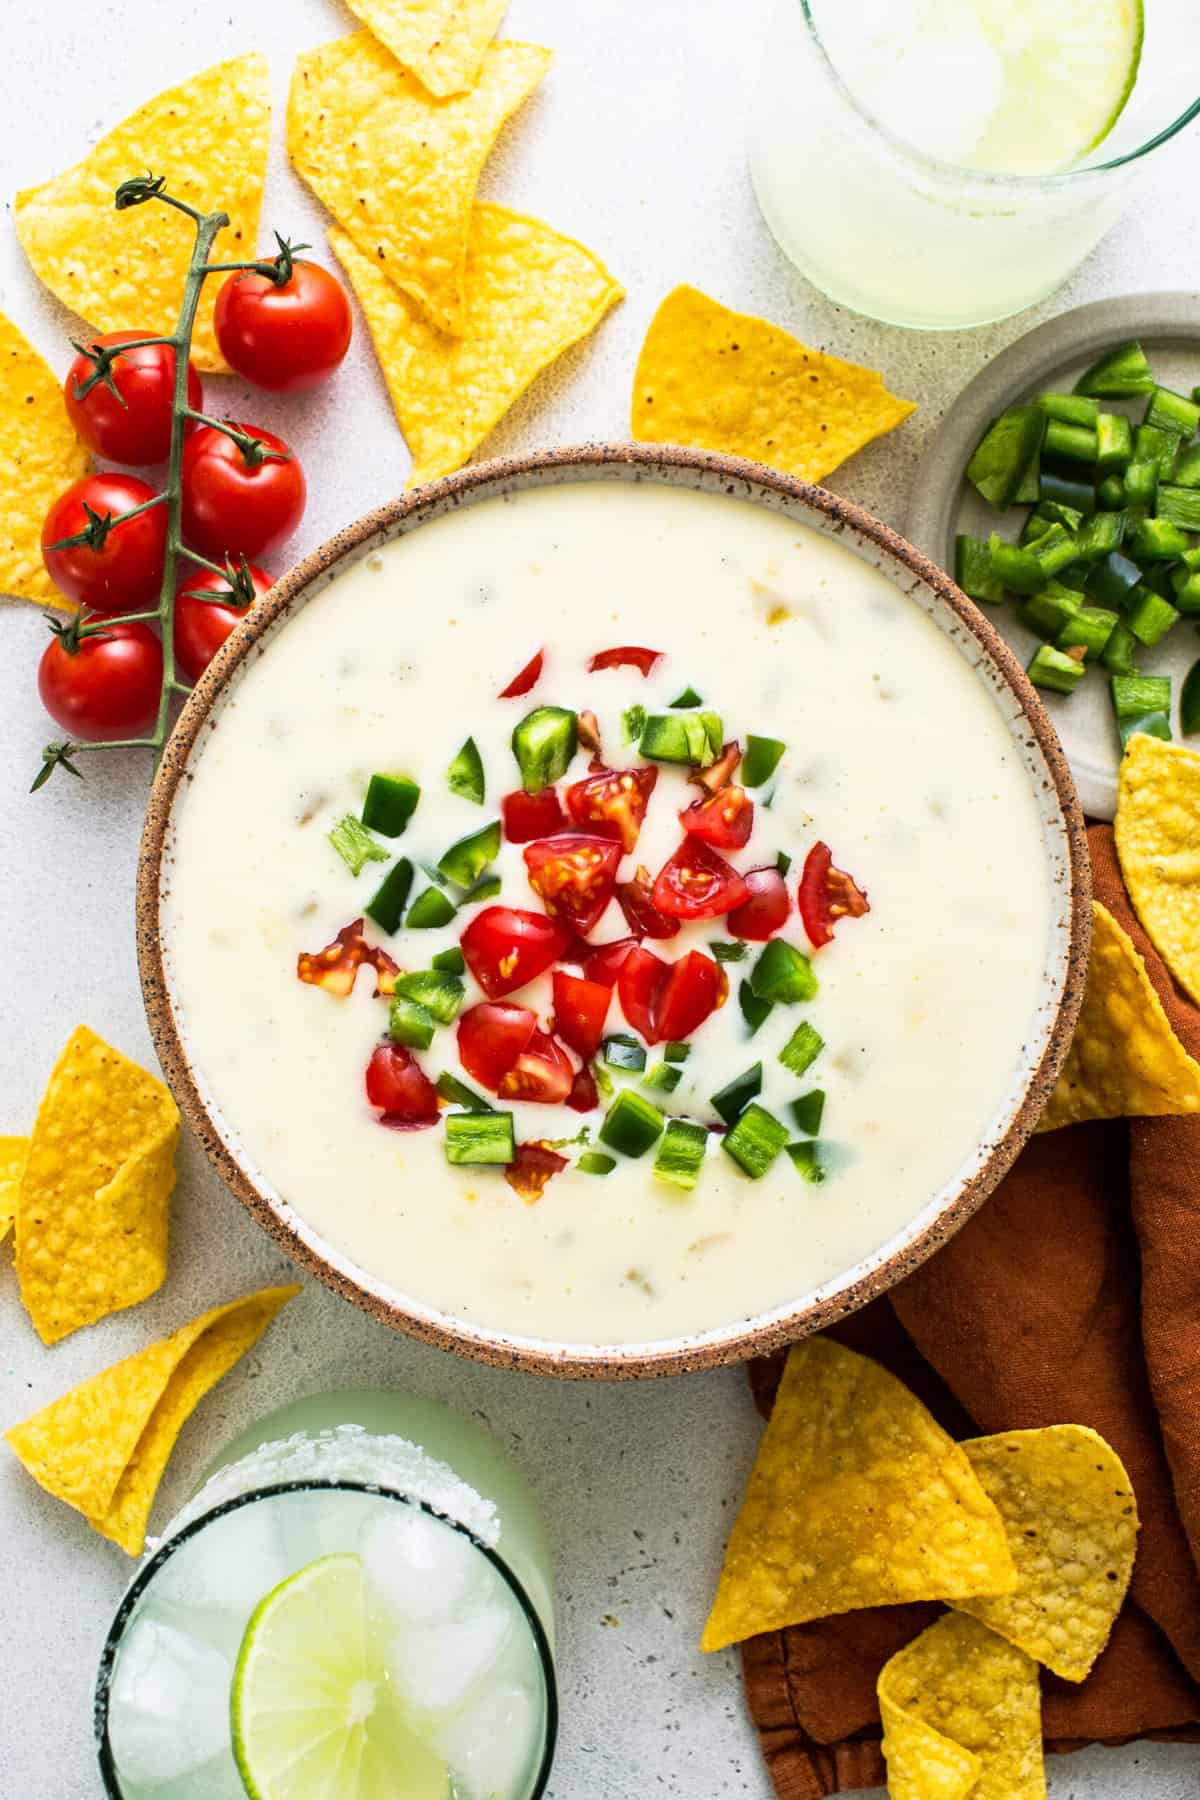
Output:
[94, 1478, 559, 1800]
[797, 0, 1200, 185]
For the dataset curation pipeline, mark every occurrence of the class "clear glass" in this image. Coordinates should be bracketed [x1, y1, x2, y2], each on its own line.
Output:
[749, 0, 1200, 328]
[95, 1391, 556, 1800]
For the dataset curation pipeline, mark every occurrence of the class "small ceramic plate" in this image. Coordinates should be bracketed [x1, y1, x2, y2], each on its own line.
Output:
[906, 293, 1200, 819]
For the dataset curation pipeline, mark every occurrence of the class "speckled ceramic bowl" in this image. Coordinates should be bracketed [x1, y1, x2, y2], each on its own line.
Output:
[137, 445, 1090, 1380]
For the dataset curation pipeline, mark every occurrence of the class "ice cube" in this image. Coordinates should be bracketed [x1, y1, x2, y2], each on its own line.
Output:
[278, 1486, 382, 1572]
[361, 1503, 485, 1627]
[437, 1683, 541, 1800]
[107, 1615, 233, 1785]
[148, 1498, 292, 1655]
[386, 1602, 514, 1718]
[869, 29, 1004, 164]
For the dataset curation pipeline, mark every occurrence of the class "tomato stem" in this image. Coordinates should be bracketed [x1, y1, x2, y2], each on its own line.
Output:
[183, 408, 290, 467]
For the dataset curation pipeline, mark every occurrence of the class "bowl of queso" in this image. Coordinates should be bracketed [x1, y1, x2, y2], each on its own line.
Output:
[138, 445, 1090, 1378]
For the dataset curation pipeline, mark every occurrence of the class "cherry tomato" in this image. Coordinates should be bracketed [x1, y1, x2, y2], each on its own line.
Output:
[365, 1042, 439, 1127]
[657, 951, 726, 1042]
[617, 946, 669, 1043]
[501, 786, 566, 843]
[652, 837, 749, 921]
[214, 260, 352, 392]
[679, 784, 753, 850]
[797, 842, 871, 949]
[174, 561, 272, 684]
[38, 621, 162, 742]
[460, 906, 569, 998]
[457, 1002, 537, 1090]
[506, 1141, 569, 1201]
[41, 473, 167, 613]
[565, 766, 658, 853]
[615, 869, 681, 940]
[181, 421, 306, 561]
[551, 970, 612, 1061]
[727, 866, 792, 941]
[587, 646, 663, 677]
[498, 1030, 575, 1104]
[63, 331, 202, 464]
[499, 650, 543, 698]
[565, 1064, 599, 1113]
[584, 936, 639, 987]
[524, 834, 622, 936]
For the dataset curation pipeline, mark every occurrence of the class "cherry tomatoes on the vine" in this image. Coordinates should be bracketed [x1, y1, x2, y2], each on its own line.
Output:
[181, 422, 306, 561]
[174, 561, 273, 684]
[37, 621, 162, 742]
[41, 473, 167, 613]
[63, 331, 202, 464]
[214, 260, 352, 392]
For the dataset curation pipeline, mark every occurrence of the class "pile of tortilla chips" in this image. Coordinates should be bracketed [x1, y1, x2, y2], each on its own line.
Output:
[705, 1339, 1139, 1800]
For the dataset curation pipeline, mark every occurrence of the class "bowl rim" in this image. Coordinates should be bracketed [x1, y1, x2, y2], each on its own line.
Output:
[137, 440, 1092, 1380]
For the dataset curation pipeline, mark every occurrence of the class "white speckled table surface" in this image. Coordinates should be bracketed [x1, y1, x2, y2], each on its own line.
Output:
[2, 1, 1199, 1794]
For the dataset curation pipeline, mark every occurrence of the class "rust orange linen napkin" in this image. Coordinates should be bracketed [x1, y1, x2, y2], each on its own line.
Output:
[741, 823, 1200, 1798]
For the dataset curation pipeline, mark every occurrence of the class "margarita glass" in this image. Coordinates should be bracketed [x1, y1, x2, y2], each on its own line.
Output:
[749, 0, 1200, 328]
[95, 1391, 556, 1800]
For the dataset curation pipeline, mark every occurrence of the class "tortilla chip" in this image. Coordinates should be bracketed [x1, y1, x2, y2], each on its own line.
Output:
[954, 1426, 1138, 1682]
[1115, 733, 1200, 1007]
[332, 207, 622, 485]
[1038, 901, 1200, 1131]
[631, 284, 916, 484]
[0, 313, 91, 607]
[701, 1339, 1015, 1653]
[5, 1285, 300, 1554]
[15, 1026, 179, 1345]
[343, 0, 509, 97]
[15, 54, 269, 374]
[879, 1613, 1046, 1800]
[289, 33, 550, 336]
[0, 1136, 27, 1244]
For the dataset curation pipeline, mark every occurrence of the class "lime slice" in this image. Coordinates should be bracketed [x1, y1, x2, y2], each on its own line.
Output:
[232, 1553, 449, 1800]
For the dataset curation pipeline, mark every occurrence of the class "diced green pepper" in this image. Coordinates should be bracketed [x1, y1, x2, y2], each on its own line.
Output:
[395, 969, 465, 1024]
[1171, 444, 1200, 489]
[1096, 475, 1127, 510]
[1121, 459, 1159, 509]
[738, 979, 773, 1035]
[1086, 550, 1142, 607]
[670, 685, 703, 708]
[1043, 419, 1098, 465]
[750, 938, 818, 1005]
[742, 734, 787, 786]
[362, 773, 420, 838]
[1125, 586, 1180, 648]
[1130, 516, 1190, 563]
[388, 997, 435, 1051]
[1028, 645, 1086, 695]
[1015, 454, 1040, 506]
[604, 1034, 647, 1072]
[1073, 508, 1126, 563]
[654, 1119, 708, 1192]
[722, 1103, 790, 1180]
[444, 1112, 514, 1166]
[638, 711, 722, 767]
[1019, 586, 1081, 643]
[364, 858, 415, 933]
[988, 533, 1046, 596]
[1146, 385, 1200, 439]
[1119, 709, 1172, 749]
[779, 1021, 824, 1077]
[599, 1090, 665, 1158]
[957, 533, 1004, 603]
[1039, 391, 1098, 428]
[1181, 661, 1200, 736]
[1134, 424, 1178, 478]
[512, 706, 577, 792]
[966, 405, 1045, 509]
[622, 703, 647, 745]
[1112, 674, 1172, 722]
[1056, 606, 1117, 662]
[1074, 339, 1154, 398]
[1154, 484, 1200, 533]
[1038, 469, 1095, 515]
[1100, 621, 1139, 677]
[786, 1141, 826, 1184]
[436, 1071, 493, 1110]
[1022, 500, 1084, 542]
[432, 946, 465, 975]
[710, 1063, 763, 1127]
[710, 940, 748, 964]
[642, 1062, 682, 1094]
[461, 873, 502, 905]
[1172, 567, 1200, 616]
[776, 850, 793, 875]
[407, 886, 457, 929]
[664, 1042, 691, 1064]
[1028, 522, 1080, 580]
[446, 738, 485, 805]
[576, 1151, 616, 1176]
[790, 1089, 826, 1136]
[1095, 412, 1134, 475]
[329, 815, 389, 877]
[437, 820, 501, 888]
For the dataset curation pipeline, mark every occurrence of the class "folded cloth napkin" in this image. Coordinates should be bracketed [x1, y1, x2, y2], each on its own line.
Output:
[741, 823, 1200, 1799]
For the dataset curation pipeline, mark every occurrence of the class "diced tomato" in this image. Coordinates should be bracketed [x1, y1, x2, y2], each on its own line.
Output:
[298, 918, 399, 997]
[502, 786, 566, 843]
[461, 906, 569, 998]
[584, 936, 639, 986]
[457, 1002, 537, 1091]
[657, 951, 726, 1042]
[615, 868, 681, 940]
[505, 1141, 568, 1202]
[365, 1043, 439, 1128]
[499, 649, 543, 698]
[523, 834, 621, 936]
[565, 765, 657, 853]
[552, 970, 611, 1060]
[798, 841, 871, 949]
[565, 1064, 599, 1113]
[652, 837, 749, 921]
[727, 866, 792, 941]
[617, 945, 670, 1044]
[679, 784, 753, 849]
[498, 1029, 576, 1103]
[587, 645, 662, 677]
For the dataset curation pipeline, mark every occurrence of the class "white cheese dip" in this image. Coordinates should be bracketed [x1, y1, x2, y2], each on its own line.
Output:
[162, 481, 1053, 1348]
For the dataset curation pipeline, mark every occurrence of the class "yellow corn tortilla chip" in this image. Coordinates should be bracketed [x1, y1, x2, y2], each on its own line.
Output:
[954, 1426, 1138, 1682]
[701, 1339, 1015, 1653]
[15, 54, 269, 374]
[15, 1026, 179, 1344]
[5, 1285, 300, 1554]
[343, 0, 509, 97]
[631, 284, 916, 484]
[0, 313, 91, 607]
[332, 207, 622, 486]
[879, 1613, 1046, 1800]
[289, 33, 550, 336]
[0, 1136, 27, 1244]
[1038, 901, 1200, 1131]
[1115, 733, 1200, 1008]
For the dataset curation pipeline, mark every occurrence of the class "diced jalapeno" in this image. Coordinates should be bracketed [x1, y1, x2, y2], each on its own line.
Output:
[638, 711, 722, 767]
[1028, 645, 1086, 695]
[329, 815, 389, 876]
[776, 850, 793, 875]
[1028, 522, 1080, 580]
[622, 703, 647, 745]
[670, 685, 703, 708]
[406, 886, 458, 929]
[1074, 340, 1154, 399]
[446, 738, 485, 805]
[1125, 587, 1179, 648]
[576, 1151, 616, 1176]
[654, 1119, 708, 1192]
[790, 1089, 825, 1136]
[436, 1071, 493, 1110]
[1100, 621, 1139, 677]
[779, 1021, 824, 1077]
[742, 734, 787, 786]
[1095, 413, 1134, 475]
[955, 534, 1004, 604]
[438, 821, 501, 888]
[461, 873, 502, 905]
[512, 706, 577, 792]
[388, 997, 435, 1050]
[738, 979, 773, 1035]
[1038, 469, 1095, 515]
[709, 940, 748, 964]
[966, 405, 1045, 509]
[663, 1041, 691, 1064]
[365, 857, 415, 933]
[1172, 567, 1200, 616]
[604, 1034, 647, 1072]
[432, 946, 465, 974]
[1055, 606, 1117, 662]
[786, 1141, 826, 1184]
[1154, 484, 1200, 533]
[1043, 419, 1098, 465]
[1130, 517, 1190, 563]
[710, 1063, 762, 1127]
[988, 534, 1046, 596]
[1121, 459, 1159, 509]
[1118, 710, 1172, 749]
[1073, 509, 1126, 563]
[1019, 586, 1081, 643]
[444, 1111, 515, 1166]
[1145, 385, 1200, 439]
[1111, 674, 1172, 722]
[722, 1103, 789, 1180]
[1171, 444, 1200, 489]
[642, 1062, 682, 1094]
[1085, 550, 1142, 607]
[1134, 424, 1178, 478]
[1039, 391, 1099, 428]
[750, 939, 817, 1005]
[1096, 474, 1127, 510]
[599, 1090, 665, 1158]
[395, 970, 465, 1024]
[362, 773, 420, 838]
